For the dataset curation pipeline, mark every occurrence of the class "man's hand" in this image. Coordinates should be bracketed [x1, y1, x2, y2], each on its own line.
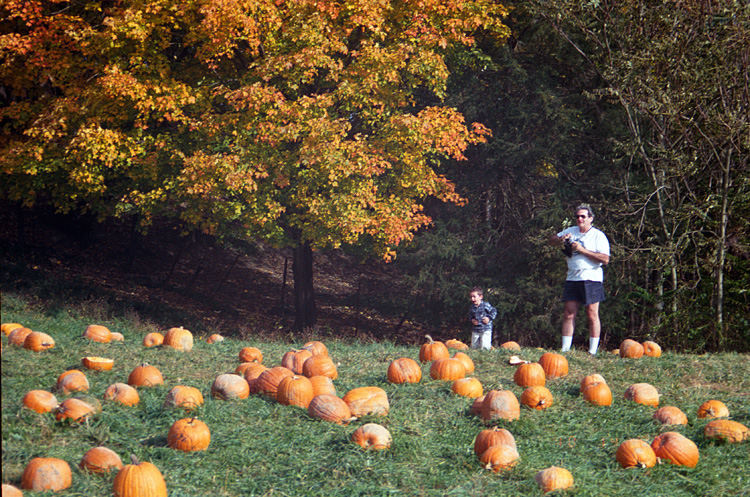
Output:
[481, 317, 490, 324]
[471, 319, 479, 326]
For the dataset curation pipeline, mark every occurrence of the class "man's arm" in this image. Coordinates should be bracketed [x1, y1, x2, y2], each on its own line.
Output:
[572, 242, 610, 265]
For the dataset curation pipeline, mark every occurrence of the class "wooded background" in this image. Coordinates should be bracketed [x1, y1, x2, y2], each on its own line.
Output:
[2, 0, 748, 352]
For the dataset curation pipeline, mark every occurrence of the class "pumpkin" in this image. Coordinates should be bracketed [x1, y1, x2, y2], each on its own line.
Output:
[309, 375, 337, 397]
[651, 432, 699, 468]
[581, 381, 612, 406]
[643, 340, 662, 357]
[206, 333, 224, 343]
[1, 484, 22, 497]
[242, 363, 269, 393]
[254, 366, 294, 396]
[445, 338, 469, 350]
[538, 352, 569, 378]
[73, 394, 102, 414]
[580, 373, 607, 390]
[80, 447, 123, 473]
[343, 386, 389, 417]
[281, 349, 313, 374]
[112, 455, 167, 497]
[110, 332, 125, 342]
[56, 370, 89, 394]
[520, 386, 554, 410]
[210, 374, 250, 400]
[277, 375, 315, 408]
[513, 362, 546, 387]
[429, 357, 466, 381]
[82, 356, 114, 371]
[653, 406, 688, 425]
[127, 363, 164, 387]
[470, 395, 486, 416]
[21, 457, 72, 492]
[23, 331, 55, 352]
[56, 398, 95, 422]
[163, 385, 203, 410]
[619, 339, 644, 358]
[83, 324, 112, 343]
[351, 423, 392, 450]
[697, 399, 730, 419]
[479, 444, 519, 472]
[103, 383, 140, 407]
[387, 357, 422, 384]
[163, 326, 193, 352]
[500, 341, 521, 350]
[238, 346, 263, 363]
[534, 466, 574, 493]
[301, 354, 338, 380]
[451, 377, 483, 398]
[624, 383, 660, 407]
[418, 335, 450, 363]
[1, 322, 23, 335]
[235, 361, 264, 377]
[302, 340, 329, 356]
[22, 390, 59, 413]
[167, 417, 211, 452]
[480, 389, 520, 421]
[453, 351, 475, 374]
[142, 332, 164, 347]
[308, 394, 355, 425]
[703, 419, 749, 443]
[616, 439, 657, 468]
[8, 327, 33, 346]
[473, 427, 516, 456]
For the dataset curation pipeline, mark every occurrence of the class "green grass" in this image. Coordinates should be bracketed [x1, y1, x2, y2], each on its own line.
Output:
[2, 292, 749, 496]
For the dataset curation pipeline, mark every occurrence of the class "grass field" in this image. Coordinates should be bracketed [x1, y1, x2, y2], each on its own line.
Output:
[2, 292, 749, 496]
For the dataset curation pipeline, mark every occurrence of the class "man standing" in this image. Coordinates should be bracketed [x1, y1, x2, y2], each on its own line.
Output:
[549, 204, 610, 354]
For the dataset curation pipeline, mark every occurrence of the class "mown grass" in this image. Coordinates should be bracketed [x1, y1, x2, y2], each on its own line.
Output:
[2, 292, 749, 496]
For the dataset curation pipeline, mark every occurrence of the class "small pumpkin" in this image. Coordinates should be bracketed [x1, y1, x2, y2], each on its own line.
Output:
[387, 357, 422, 384]
[22, 390, 59, 413]
[281, 349, 313, 374]
[624, 383, 660, 407]
[1, 484, 22, 497]
[643, 340, 662, 357]
[703, 419, 749, 443]
[80, 446, 123, 473]
[302, 340, 329, 356]
[653, 406, 688, 425]
[167, 417, 211, 452]
[513, 362, 546, 387]
[238, 346, 263, 363]
[56, 369, 90, 395]
[473, 427, 516, 456]
[429, 357, 466, 381]
[418, 335, 450, 363]
[210, 374, 250, 400]
[8, 327, 33, 346]
[206, 333, 224, 343]
[470, 395, 486, 416]
[480, 389, 520, 421]
[56, 398, 95, 423]
[163, 385, 203, 410]
[520, 385, 554, 410]
[21, 457, 72, 492]
[479, 444, 519, 472]
[580, 373, 606, 390]
[445, 338, 469, 350]
[534, 466, 574, 493]
[83, 324, 112, 343]
[301, 354, 338, 380]
[538, 352, 569, 378]
[500, 341, 521, 350]
[276, 375, 315, 408]
[615, 439, 657, 468]
[82, 356, 114, 371]
[697, 399, 730, 419]
[112, 455, 167, 497]
[1, 322, 23, 335]
[351, 423, 392, 450]
[163, 326, 193, 352]
[103, 383, 140, 407]
[619, 339, 644, 359]
[308, 394, 355, 425]
[453, 351, 475, 374]
[23, 331, 55, 352]
[254, 366, 294, 396]
[235, 361, 265, 377]
[451, 377, 483, 398]
[581, 381, 612, 406]
[142, 332, 164, 347]
[343, 386, 389, 417]
[309, 375, 337, 397]
[651, 431, 699, 468]
[127, 363, 164, 387]
[110, 332, 125, 342]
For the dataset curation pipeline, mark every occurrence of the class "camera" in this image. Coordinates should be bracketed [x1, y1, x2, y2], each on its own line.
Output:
[562, 238, 575, 258]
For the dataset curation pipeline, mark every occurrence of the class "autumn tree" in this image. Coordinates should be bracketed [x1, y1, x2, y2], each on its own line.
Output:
[1, 0, 510, 329]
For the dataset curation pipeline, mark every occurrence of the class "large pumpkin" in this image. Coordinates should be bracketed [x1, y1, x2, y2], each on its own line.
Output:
[615, 439, 657, 468]
[56, 398, 95, 423]
[302, 340, 329, 356]
[534, 466, 574, 493]
[429, 357, 466, 381]
[538, 352, 569, 378]
[56, 370, 90, 395]
[581, 381, 612, 406]
[21, 457, 72, 492]
[653, 406, 688, 425]
[580, 373, 606, 390]
[453, 352, 475, 374]
[80, 447, 123, 473]
[163, 326, 193, 352]
[142, 332, 164, 347]
[281, 349, 313, 374]
[479, 444, 519, 472]
[351, 423, 392, 450]
[387, 358, 422, 384]
[445, 338, 469, 350]
[254, 366, 294, 396]
[127, 363, 164, 387]
[276, 375, 315, 408]
[500, 341, 521, 350]
[238, 346, 263, 363]
[8, 327, 33, 346]
[241, 363, 268, 391]
[619, 339, 644, 359]
[473, 427, 516, 456]
[210, 374, 250, 400]
[651, 432, 699, 468]
[419, 335, 449, 363]
[163, 385, 203, 410]
[703, 420, 749, 443]
[22, 390, 59, 413]
[520, 386, 554, 410]
[451, 377, 483, 398]
[309, 375, 337, 397]
[1, 322, 23, 335]
[167, 418, 211, 452]
[112, 455, 167, 497]
[308, 394, 354, 425]
[624, 383, 660, 407]
[301, 354, 338, 380]
[1, 484, 22, 497]
[513, 362, 546, 387]
[343, 386, 389, 417]
[23, 331, 55, 352]
[103, 383, 140, 407]
[697, 399, 730, 419]
[480, 389, 520, 421]
[83, 324, 112, 343]
[643, 340, 662, 357]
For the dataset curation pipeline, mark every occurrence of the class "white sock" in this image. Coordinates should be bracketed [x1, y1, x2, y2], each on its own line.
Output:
[589, 337, 600, 355]
[561, 335, 573, 351]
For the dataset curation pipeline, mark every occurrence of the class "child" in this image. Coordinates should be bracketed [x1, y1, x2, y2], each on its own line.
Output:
[468, 287, 497, 350]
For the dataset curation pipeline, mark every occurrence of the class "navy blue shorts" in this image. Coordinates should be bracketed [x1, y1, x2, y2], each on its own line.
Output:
[562, 280, 606, 305]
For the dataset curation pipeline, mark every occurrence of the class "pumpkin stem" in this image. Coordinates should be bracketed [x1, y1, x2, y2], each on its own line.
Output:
[425, 334, 434, 344]
[129, 454, 140, 465]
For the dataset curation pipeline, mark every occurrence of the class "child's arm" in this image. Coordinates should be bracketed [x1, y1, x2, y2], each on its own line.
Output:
[486, 303, 498, 321]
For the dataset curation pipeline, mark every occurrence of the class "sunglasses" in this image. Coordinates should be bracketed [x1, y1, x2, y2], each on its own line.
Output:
[576, 215, 589, 219]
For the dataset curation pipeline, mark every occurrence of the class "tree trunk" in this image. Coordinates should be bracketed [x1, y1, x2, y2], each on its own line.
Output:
[293, 242, 317, 330]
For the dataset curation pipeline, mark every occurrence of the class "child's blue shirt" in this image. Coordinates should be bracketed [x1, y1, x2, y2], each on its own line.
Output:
[468, 301, 497, 333]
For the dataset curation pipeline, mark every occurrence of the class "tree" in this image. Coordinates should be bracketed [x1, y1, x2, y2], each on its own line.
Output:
[1, 0, 510, 329]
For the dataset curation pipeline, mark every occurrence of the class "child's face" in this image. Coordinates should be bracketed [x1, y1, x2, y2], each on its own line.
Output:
[470, 292, 483, 306]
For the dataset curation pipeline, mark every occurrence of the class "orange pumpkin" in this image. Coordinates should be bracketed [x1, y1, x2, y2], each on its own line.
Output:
[127, 363, 164, 387]
[22, 390, 59, 413]
[210, 374, 250, 400]
[8, 327, 33, 346]
[56, 370, 90, 395]
[453, 351, 475, 374]
[697, 399, 730, 419]
[445, 338, 469, 350]
[580, 373, 606, 390]
[167, 417, 211, 452]
[103, 383, 140, 407]
[163, 385, 203, 410]
[1, 322, 23, 335]
[624, 383, 660, 407]
[538, 352, 569, 378]
[653, 406, 688, 425]
[308, 394, 354, 425]
[301, 354, 338, 380]
[651, 431, 699, 467]
[351, 423, 392, 450]
[429, 357, 466, 381]
[309, 375, 337, 397]
[56, 398, 95, 422]
[470, 395, 486, 416]
[343, 386, 389, 417]
[703, 419, 749, 443]
[513, 362, 546, 387]
[110, 332, 125, 342]
[21, 457, 72, 492]
[302, 340, 329, 356]
[387, 358, 422, 384]
[643, 340, 662, 357]
[451, 377, 483, 398]
[83, 324, 112, 343]
[480, 389, 520, 421]
[238, 346, 263, 363]
[581, 381, 612, 406]
[479, 444, 519, 472]
[419, 335, 450, 363]
[500, 341, 521, 350]
[276, 375, 315, 408]
[534, 466, 574, 493]
[473, 427, 516, 456]
[23, 331, 55, 352]
[619, 339, 644, 358]
[235, 361, 265, 377]
[206, 333, 224, 343]
[616, 439, 657, 468]
[1, 484, 22, 497]
[82, 356, 114, 371]
[163, 326, 193, 352]
[142, 332, 164, 347]
[80, 447, 123, 473]
[520, 386, 554, 410]
[112, 455, 167, 497]
[281, 349, 313, 374]
[254, 366, 294, 396]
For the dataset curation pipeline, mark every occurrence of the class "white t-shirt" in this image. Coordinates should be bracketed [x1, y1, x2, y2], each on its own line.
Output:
[557, 226, 610, 282]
